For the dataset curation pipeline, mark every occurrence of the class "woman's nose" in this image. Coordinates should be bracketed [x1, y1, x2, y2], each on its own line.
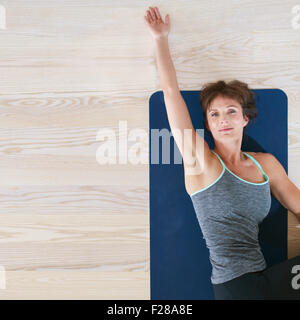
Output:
[220, 116, 229, 123]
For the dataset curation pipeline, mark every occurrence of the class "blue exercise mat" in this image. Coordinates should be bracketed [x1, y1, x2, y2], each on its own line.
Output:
[149, 89, 288, 300]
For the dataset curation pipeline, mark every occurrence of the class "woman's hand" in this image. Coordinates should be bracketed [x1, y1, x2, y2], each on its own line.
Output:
[144, 6, 170, 40]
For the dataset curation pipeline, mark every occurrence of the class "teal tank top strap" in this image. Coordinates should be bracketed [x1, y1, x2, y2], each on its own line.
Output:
[212, 150, 268, 181]
[242, 152, 268, 178]
[211, 150, 226, 168]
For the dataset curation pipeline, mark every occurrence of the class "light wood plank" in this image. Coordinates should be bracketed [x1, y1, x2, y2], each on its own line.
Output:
[0, 271, 149, 300]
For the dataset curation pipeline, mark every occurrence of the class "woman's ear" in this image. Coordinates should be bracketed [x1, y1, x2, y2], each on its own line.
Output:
[243, 115, 249, 127]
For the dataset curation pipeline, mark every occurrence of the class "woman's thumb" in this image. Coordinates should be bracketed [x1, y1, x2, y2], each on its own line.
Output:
[165, 14, 170, 24]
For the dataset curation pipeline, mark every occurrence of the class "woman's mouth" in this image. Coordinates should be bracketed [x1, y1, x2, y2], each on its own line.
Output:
[219, 128, 233, 132]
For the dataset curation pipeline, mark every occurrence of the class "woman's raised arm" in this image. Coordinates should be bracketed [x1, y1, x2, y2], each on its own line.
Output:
[144, 7, 212, 174]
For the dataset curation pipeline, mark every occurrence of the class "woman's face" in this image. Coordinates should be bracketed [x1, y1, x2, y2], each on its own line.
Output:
[206, 95, 249, 140]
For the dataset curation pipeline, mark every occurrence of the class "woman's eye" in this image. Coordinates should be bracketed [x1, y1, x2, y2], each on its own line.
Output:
[211, 110, 235, 117]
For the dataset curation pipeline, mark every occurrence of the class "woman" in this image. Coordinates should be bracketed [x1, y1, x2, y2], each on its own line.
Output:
[144, 6, 300, 300]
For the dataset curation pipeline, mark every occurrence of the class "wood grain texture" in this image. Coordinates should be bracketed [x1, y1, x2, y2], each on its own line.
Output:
[0, 0, 299, 299]
[0, 271, 149, 299]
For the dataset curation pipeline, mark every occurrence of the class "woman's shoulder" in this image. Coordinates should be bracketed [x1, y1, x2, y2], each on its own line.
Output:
[245, 151, 273, 162]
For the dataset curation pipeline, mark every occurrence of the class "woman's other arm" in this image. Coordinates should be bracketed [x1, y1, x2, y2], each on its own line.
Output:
[266, 153, 300, 219]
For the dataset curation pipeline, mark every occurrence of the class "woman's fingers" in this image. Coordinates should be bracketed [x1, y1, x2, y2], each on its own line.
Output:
[146, 10, 154, 23]
[148, 7, 156, 21]
[145, 7, 165, 25]
[154, 7, 162, 21]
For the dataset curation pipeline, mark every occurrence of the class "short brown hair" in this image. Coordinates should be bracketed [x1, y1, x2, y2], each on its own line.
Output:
[200, 80, 258, 136]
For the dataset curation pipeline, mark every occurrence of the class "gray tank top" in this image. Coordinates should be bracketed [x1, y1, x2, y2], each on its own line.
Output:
[189, 150, 271, 284]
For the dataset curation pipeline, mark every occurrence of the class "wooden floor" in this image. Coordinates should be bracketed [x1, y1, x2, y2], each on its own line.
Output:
[0, 0, 299, 299]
